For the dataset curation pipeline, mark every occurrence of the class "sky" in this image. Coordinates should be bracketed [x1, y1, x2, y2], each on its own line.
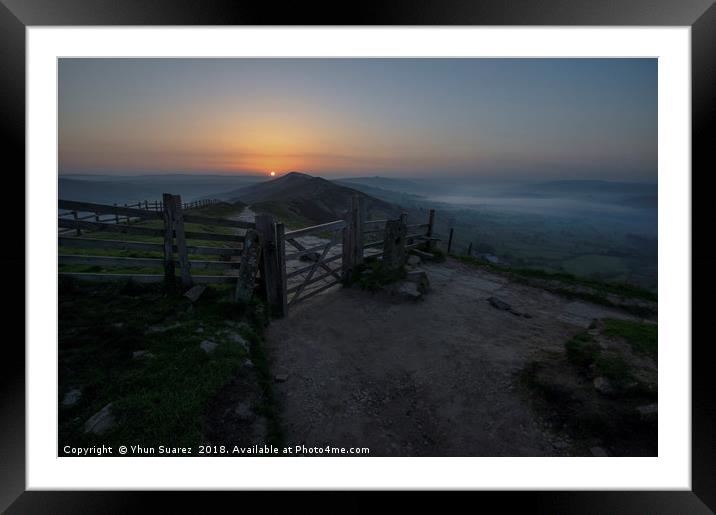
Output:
[58, 58, 657, 181]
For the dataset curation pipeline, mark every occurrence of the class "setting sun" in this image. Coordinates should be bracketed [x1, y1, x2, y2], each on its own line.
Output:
[269, 171, 276, 177]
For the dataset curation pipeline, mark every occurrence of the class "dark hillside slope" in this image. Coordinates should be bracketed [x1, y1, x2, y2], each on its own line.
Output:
[216, 172, 402, 224]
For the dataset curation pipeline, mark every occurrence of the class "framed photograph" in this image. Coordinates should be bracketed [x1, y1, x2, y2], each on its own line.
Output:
[2, 0, 714, 512]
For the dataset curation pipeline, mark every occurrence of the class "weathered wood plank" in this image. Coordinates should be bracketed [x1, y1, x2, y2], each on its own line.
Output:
[58, 254, 165, 268]
[182, 213, 256, 229]
[58, 199, 163, 220]
[426, 209, 436, 250]
[285, 238, 342, 281]
[363, 239, 384, 249]
[58, 218, 166, 237]
[162, 193, 176, 284]
[288, 235, 335, 303]
[256, 214, 282, 316]
[57, 237, 237, 256]
[284, 219, 346, 239]
[289, 277, 341, 306]
[285, 253, 342, 279]
[286, 265, 341, 295]
[382, 216, 407, 271]
[235, 229, 261, 303]
[182, 230, 245, 243]
[59, 272, 236, 284]
[275, 222, 288, 316]
[363, 219, 388, 229]
[171, 195, 193, 287]
[285, 242, 333, 261]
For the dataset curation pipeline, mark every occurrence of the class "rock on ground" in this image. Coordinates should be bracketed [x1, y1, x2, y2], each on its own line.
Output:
[132, 350, 154, 360]
[200, 340, 218, 354]
[84, 403, 115, 434]
[62, 388, 82, 407]
[405, 271, 430, 293]
[184, 284, 207, 303]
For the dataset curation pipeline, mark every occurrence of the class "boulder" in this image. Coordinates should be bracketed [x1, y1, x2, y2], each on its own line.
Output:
[392, 281, 423, 300]
[200, 340, 218, 354]
[274, 373, 289, 383]
[62, 388, 82, 407]
[407, 255, 421, 266]
[405, 270, 430, 294]
[84, 403, 115, 435]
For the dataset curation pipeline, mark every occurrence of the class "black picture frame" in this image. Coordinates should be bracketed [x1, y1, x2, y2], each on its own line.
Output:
[1, 1, 713, 512]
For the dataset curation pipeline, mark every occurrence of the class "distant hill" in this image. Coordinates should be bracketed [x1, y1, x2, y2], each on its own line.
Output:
[58, 175, 263, 204]
[334, 180, 426, 207]
[211, 172, 402, 224]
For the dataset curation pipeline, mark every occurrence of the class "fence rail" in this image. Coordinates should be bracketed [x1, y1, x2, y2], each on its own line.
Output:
[58, 195, 257, 294]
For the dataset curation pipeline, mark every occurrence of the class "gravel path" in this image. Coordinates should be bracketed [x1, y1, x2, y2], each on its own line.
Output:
[264, 257, 638, 456]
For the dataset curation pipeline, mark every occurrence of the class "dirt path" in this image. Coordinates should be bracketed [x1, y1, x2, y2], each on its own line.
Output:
[264, 258, 639, 456]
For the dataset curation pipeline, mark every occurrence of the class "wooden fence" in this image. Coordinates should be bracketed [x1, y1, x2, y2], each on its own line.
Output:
[58, 193, 439, 314]
[58, 195, 257, 299]
[58, 198, 220, 235]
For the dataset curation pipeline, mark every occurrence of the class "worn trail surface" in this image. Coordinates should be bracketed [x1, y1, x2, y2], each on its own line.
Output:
[265, 258, 639, 456]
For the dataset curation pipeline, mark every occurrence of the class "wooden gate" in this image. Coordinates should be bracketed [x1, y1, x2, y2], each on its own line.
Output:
[258, 195, 436, 317]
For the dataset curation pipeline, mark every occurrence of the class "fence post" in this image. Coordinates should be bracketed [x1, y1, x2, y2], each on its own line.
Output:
[73, 211, 81, 236]
[170, 195, 192, 287]
[382, 214, 408, 272]
[426, 208, 436, 251]
[236, 229, 261, 304]
[113, 204, 119, 224]
[467, 242, 473, 257]
[352, 195, 364, 268]
[275, 222, 288, 317]
[162, 193, 175, 285]
[256, 214, 284, 316]
[447, 227, 454, 255]
[340, 195, 364, 285]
